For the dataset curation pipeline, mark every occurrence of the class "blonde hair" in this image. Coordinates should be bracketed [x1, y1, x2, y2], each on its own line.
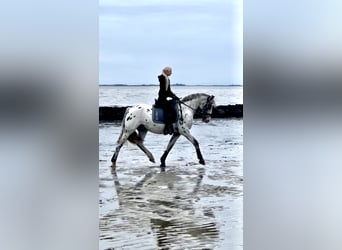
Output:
[162, 66, 172, 74]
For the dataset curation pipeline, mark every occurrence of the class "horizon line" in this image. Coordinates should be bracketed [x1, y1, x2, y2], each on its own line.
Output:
[99, 83, 243, 86]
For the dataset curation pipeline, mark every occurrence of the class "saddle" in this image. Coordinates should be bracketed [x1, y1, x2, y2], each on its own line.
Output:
[152, 99, 179, 124]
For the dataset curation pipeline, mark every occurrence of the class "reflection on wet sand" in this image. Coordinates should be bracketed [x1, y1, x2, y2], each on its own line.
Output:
[101, 167, 219, 249]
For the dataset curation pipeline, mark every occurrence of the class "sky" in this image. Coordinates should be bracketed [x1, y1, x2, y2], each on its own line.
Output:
[99, 0, 242, 85]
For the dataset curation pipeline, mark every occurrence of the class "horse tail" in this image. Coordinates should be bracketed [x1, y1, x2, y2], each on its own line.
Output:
[117, 107, 130, 144]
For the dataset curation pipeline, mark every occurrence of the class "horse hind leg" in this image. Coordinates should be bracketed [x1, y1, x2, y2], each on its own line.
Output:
[111, 107, 131, 170]
[137, 126, 155, 163]
[137, 143, 155, 163]
[111, 130, 130, 170]
[128, 126, 155, 163]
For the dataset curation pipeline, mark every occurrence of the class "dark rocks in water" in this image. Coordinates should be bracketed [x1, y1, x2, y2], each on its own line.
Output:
[99, 104, 243, 121]
[99, 106, 129, 121]
[194, 104, 243, 119]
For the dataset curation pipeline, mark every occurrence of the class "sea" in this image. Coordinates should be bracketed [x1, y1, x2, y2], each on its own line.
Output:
[99, 85, 242, 106]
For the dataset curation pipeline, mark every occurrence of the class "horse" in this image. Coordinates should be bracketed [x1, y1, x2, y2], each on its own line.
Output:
[111, 93, 216, 169]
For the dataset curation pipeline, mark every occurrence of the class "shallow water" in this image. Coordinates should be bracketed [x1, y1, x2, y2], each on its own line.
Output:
[99, 118, 243, 249]
[99, 85, 242, 106]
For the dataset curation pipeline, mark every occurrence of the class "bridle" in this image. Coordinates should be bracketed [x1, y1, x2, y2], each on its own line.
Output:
[176, 96, 214, 124]
[201, 99, 214, 116]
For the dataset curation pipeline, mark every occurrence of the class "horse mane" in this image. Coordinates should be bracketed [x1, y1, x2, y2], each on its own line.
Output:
[181, 93, 209, 102]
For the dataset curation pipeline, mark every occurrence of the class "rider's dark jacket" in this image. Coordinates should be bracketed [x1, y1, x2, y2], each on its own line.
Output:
[157, 74, 176, 105]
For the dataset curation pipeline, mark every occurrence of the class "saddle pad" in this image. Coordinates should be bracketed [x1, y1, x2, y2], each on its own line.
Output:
[152, 102, 180, 124]
[152, 105, 165, 124]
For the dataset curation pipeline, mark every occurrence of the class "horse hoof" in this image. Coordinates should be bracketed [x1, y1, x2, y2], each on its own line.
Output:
[150, 157, 156, 163]
[111, 162, 116, 170]
[160, 164, 166, 172]
[111, 167, 117, 174]
[199, 159, 205, 165]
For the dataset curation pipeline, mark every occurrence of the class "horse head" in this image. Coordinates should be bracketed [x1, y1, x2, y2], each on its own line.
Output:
[200, 95, 215, 123]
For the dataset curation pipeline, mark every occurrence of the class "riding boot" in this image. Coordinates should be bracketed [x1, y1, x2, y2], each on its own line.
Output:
[164, 111, 174, 135]
[164, 123, 173, 135]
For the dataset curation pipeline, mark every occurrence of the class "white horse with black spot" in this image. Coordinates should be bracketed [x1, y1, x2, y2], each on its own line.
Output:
[111, 93, 216, 169]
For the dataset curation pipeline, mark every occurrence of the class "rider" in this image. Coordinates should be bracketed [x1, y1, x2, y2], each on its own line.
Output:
[157, 66, 180, 135]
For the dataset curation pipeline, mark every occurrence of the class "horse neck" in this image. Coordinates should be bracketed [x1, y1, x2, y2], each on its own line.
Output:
[183, 98, 203, 112]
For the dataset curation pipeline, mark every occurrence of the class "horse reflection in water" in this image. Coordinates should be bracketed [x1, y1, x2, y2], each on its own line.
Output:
[99, 168, 219, 249]
[111, 93, 216, 169]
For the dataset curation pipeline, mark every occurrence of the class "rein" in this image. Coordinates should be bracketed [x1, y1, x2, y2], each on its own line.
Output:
[176, 99, 196, 125]
[177, 99, 197, 111]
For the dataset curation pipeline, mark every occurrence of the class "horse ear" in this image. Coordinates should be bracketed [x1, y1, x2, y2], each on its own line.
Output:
[208, 95, 215, 101]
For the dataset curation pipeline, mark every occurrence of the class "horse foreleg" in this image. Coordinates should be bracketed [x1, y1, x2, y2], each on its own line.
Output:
[182, 130, 205, 165]
[160, 133, 180, 167]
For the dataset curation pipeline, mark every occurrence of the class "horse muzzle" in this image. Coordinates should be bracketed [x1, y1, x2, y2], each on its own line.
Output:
[202, 115, 211, 123]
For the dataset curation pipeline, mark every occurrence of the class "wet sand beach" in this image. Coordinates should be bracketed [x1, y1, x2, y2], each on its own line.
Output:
[99, 118, 243, 249]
